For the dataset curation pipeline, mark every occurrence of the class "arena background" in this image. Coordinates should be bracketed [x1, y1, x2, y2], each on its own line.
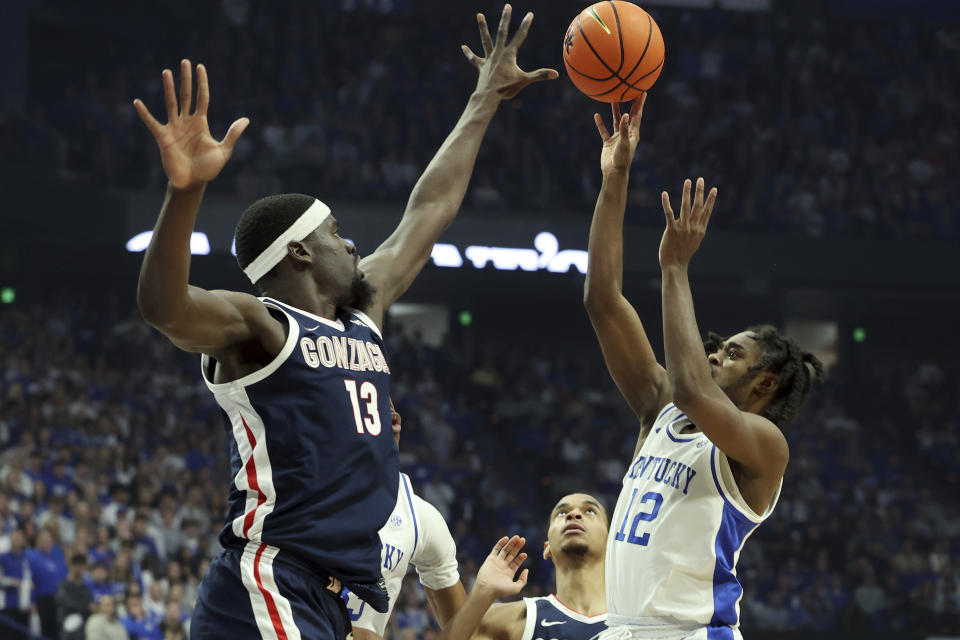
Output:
[1, 0, 958, 639]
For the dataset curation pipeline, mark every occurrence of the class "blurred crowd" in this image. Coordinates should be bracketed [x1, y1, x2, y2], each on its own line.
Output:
[0, 298, 958, 638]
[3, 1, 959, 237]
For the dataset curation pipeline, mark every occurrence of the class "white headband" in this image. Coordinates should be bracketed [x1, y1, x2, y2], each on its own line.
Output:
[242, 199, 331, 284]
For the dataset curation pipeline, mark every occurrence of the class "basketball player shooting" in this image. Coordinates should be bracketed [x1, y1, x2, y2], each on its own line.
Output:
[131, 6, 557, 640]
[584, 97, 824, 639]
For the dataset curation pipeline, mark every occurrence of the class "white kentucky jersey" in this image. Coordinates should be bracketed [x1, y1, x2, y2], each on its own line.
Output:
[343, 473, 460, 636]
[605, 403, 780, 637]
[520, 595, 607, 640]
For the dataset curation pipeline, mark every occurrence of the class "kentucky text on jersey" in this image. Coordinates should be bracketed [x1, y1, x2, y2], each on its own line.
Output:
[344, 473, 460, 637]
[626, 455, 697, 494]
[605, 403, 780, 637]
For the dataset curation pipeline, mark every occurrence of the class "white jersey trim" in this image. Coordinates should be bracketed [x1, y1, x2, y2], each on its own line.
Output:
[546, 595, 607, 623]
[710, 446, 781, 524]
[264, 297, 345, 331]
[520, 598, 538, 640]
[239, 541, 302, 640]
[200, 301, 300, 393]
[225, 388, 278, 540]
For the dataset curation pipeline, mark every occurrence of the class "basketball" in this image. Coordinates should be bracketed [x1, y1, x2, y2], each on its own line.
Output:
[562, 1, 665, 103]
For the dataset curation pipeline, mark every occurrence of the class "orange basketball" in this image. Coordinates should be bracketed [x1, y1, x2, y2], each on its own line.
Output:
[562, 1, 665, 103]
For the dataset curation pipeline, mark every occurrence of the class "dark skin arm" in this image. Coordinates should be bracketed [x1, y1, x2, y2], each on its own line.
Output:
[583, 96, 670, 457]
[133, 61, 285, 362]
[360, 5, 558, 328]
[659, 178, 788, 512]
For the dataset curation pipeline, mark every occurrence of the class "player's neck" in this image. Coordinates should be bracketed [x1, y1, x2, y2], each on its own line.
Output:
[261, 280, 339, 320]
[553, 560, 606, 617]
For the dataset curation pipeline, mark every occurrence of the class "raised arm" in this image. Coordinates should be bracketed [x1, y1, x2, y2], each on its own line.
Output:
[133, 61, 282, 355]
[438, 536, 528, 640]
[583, 96, 670, 449]
[658, 179, 788, 481]
[360, 5, 557, 320]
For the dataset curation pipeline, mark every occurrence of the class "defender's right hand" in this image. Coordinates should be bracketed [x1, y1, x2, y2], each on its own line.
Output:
[133, 59, 249, 190]
[595, 94, 645, 176]
[474, 536, 529, 599]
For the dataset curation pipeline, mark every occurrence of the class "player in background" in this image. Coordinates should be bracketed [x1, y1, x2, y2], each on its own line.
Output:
[583, 97, 824, 640]
[345, 401, 466, 640]
[435, 494, 608, 640]
[132, 6, 557, 639]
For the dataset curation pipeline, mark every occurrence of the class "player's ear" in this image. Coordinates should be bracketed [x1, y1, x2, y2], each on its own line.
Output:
[754, 371, 778, 398]
[542, 540, 551, 561]
[287, 241, 312, 268]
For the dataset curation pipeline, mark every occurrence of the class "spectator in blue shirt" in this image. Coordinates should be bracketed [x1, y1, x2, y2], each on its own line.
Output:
[121, 593, 162, 640]
[27, 528, 68, 638]
[43, 460, 74, 498]
[0, 529, 32, 640]
[85, 562, 113, 601]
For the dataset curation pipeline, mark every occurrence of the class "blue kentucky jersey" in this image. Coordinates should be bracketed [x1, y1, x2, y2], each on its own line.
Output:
[201, 298, 399, 598]
[521, 595, 607, 640]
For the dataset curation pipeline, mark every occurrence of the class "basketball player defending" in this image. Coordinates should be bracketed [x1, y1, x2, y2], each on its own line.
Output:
[345, 402, 466, 640]
[131, 6, 557, 640]
[437, 494, 608, 640]
[584, 97, 824, 640]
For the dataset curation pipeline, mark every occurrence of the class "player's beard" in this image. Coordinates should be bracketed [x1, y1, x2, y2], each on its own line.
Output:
[718, 372, 755, 407]
[348, 272, 376, 312]
[560, 541, 590, 558]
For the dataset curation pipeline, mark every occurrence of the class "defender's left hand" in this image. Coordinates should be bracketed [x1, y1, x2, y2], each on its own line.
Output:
[474, 536, 529, 598]
[659, 177, 718, 268]
[462, 5, 559, 99]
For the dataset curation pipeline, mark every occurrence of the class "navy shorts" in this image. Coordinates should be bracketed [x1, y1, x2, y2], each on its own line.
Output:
[191, 542, 352, 640]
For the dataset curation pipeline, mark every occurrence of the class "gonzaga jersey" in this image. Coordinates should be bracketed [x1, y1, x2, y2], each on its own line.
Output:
[344, 473, 460, 636]
[520, 595, 607, 640]
[605, 404, 780, 634]
[201, 298, 399, 592]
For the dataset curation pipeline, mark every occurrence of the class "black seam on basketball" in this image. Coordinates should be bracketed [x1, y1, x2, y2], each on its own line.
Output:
[576, 13, 623, 85]
[588, 54, 663, 97]
[617, 13, 654, 93]
[609, 0, 625, 74]
[566, 58, 622, 83]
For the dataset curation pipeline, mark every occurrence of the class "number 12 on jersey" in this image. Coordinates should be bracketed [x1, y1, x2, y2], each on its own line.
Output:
[615, 489, 663, 546]
[344, 379, 382, 436]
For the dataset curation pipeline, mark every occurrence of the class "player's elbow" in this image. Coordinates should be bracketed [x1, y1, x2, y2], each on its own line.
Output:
[583, 283, 617, 314]
[136, 286, 168, 328]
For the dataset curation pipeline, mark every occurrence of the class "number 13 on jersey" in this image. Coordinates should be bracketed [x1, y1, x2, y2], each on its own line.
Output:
[344, 379, 382, 435]
[615, 489, 663, 546]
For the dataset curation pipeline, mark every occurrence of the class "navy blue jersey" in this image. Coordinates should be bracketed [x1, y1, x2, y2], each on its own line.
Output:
[521, 596, 608, 640]
[201, 298, 399, 598]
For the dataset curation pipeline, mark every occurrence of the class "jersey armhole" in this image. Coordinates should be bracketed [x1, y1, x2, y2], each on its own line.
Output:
[519, 598, 537, 640]
[200, 302, 299, 392]
[711, 446, 780, 523]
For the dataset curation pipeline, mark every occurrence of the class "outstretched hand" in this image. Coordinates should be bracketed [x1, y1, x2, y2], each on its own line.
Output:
[595, 95, 646, 175]
[659, 177, 718, 268]
[133, 60, 249, 190]
[474, 536, 529, 598]
[462, 4, 559, 99]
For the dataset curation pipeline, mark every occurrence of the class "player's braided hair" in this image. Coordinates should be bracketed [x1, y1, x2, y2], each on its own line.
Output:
[704, 325, 825, 426]
[234, 193, 317, 283]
